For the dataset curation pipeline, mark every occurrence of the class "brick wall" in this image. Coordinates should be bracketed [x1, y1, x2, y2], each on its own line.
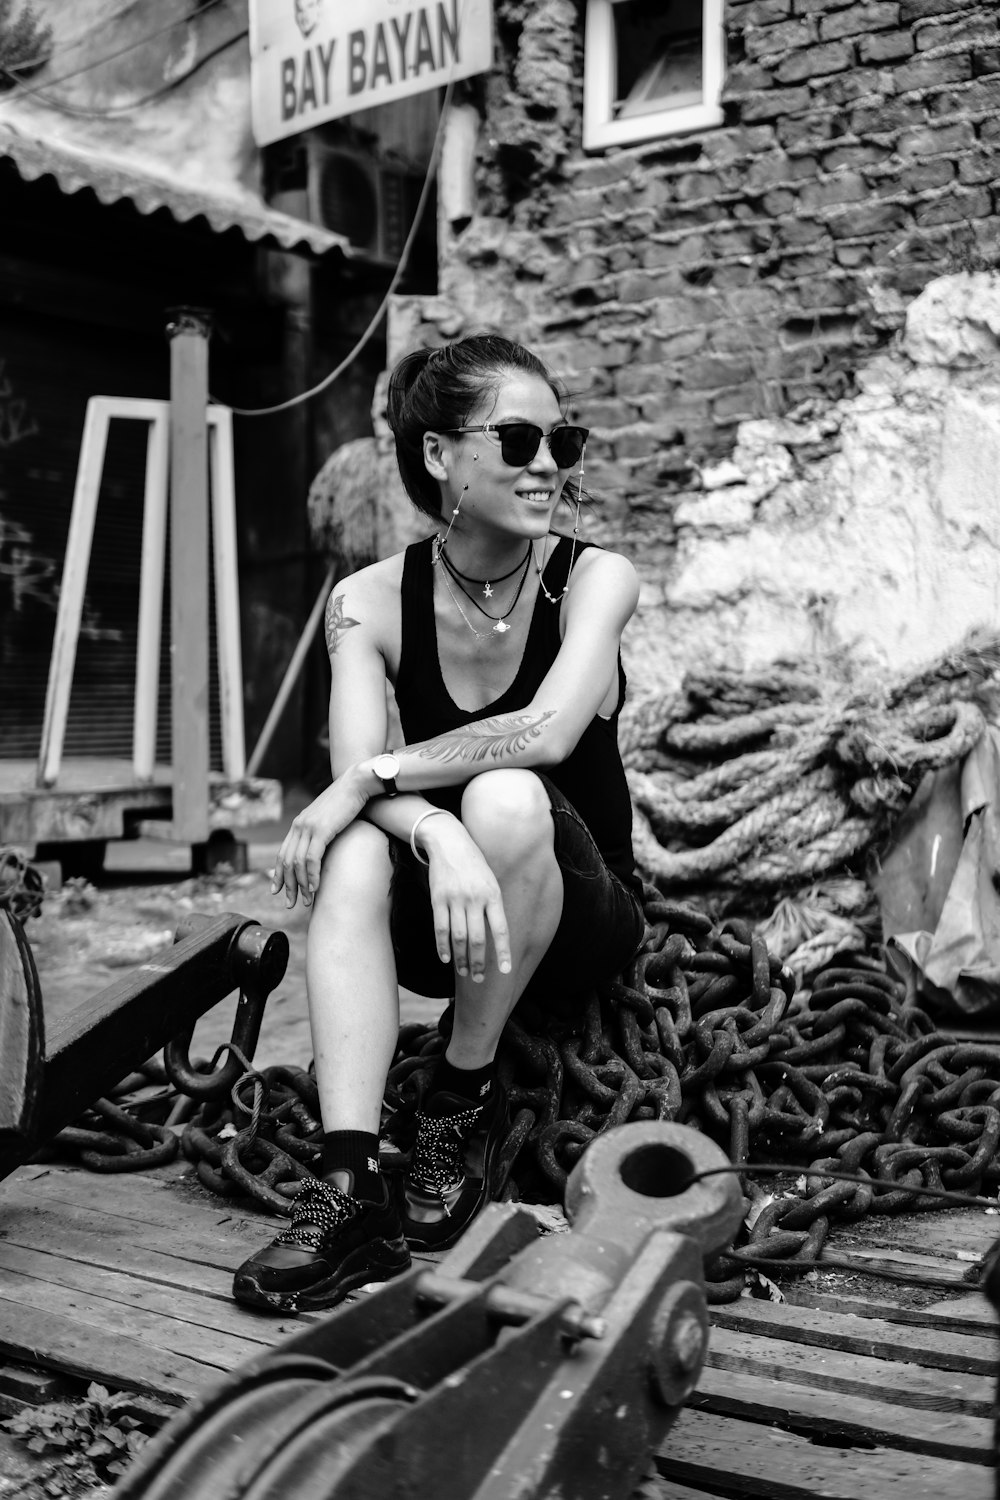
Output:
[398, 0, 1000, 522]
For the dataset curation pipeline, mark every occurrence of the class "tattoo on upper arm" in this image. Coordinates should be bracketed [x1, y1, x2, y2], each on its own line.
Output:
[325, 593, 360, 656]
[415, 711, 555, 765]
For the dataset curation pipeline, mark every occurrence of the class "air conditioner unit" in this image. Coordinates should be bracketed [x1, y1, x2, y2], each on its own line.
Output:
[306, 143, 420, 264]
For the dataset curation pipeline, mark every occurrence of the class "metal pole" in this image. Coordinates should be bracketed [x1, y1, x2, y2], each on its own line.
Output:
[166, 308, 212, 844]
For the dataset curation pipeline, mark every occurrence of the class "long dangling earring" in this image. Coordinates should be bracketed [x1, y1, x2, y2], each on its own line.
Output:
[536, 443, 586, 604]
[434, 480, 470, 560]
[573, 443, 585, 539]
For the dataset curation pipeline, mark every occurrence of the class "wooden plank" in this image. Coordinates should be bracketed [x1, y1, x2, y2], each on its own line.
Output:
[0, 1295, 212, 1405]
[710, 1299, 997, 1374]
[690, 1366, 992, 1465]
[0, 1238, 286, 1350]
[9, 1162, 271, 1238]
[0, 1187, 271, 1281]
[0, 1202, 248, 1289]
[134, 409, 169, 783]
[826, 1211, 1000, 1259]
[0, 1264, 263, 1370]
[929, 1292, 998, 1327]
[655, 1408, 993, 1499]
[37, 398, 109, 788]
[780, 1286, 997, 1337]
[707, 1326, 993, 1416]
[819, 1244, 977, 1284]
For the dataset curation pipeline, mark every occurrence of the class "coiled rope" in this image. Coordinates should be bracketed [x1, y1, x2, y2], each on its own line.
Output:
[619, 628, 1000, 896]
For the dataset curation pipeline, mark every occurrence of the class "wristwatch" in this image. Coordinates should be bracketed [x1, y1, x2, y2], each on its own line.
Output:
[370, 752, 400, 798]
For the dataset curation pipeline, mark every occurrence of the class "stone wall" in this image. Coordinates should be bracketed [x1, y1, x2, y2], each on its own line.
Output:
[625, 271, 1000, 706]
[389, 0, 1000, 527]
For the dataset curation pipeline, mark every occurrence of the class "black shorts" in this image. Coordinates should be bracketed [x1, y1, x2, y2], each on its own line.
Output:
[389, 774, 645, 1015]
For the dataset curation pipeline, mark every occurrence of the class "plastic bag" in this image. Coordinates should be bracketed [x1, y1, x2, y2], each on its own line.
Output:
[881, 723, 1000, 1017]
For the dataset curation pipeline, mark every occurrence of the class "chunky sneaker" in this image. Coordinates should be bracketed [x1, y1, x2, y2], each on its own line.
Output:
[232, 1176, 410, 1314]
[400, 1084, 510, 1252]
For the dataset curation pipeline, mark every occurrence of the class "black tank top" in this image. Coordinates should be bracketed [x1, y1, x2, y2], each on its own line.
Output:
[394, 535, 640, 894]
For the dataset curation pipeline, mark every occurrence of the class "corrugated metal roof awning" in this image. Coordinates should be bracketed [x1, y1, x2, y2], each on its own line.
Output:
[0, 123, 353, 259]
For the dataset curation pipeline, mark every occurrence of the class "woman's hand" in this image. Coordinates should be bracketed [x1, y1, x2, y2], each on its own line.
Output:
[421, 816, 512, 983]
[272, 770, 369, 907]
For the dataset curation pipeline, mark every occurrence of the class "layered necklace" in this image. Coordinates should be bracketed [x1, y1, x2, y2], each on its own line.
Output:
[433, 536, 532, 639]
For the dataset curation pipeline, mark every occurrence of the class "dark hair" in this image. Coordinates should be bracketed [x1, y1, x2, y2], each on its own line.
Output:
[385, 334, 565, 519]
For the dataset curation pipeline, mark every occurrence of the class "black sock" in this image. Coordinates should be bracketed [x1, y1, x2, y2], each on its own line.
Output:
[432, 1057, 495, 1106]
[318, 1130, 383, 1202]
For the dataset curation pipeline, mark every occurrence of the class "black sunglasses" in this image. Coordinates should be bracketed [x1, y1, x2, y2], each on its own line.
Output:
[444, 421, 589, 469]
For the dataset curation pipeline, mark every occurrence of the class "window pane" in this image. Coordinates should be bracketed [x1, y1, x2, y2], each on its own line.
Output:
[613, 0, 703, 119]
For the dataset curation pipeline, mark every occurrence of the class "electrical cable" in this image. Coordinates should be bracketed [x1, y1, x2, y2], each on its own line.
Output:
[691, 1161, 1000, 1214]
[688, 1163, 998, 1289]
[1, 0, 149, 74]
[727, 1252, 981, 1293]
[3, 0, 469, 418]
[12, 28, 248, 118]
[0, 0, 227, 108]
[218, 71, 458, 419]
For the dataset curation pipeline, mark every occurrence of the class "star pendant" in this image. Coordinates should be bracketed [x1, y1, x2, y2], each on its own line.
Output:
[483, 582, 493, 598]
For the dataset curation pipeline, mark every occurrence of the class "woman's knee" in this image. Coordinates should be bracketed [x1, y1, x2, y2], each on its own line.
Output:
[461, 770, 554, 864]
[312, 820, 393, 916]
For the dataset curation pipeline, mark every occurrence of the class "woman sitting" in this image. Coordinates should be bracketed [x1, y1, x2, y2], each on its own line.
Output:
[233, 334, 643, 1313]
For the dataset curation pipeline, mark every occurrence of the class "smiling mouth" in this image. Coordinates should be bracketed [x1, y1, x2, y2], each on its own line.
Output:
[520, 490, 553, 502]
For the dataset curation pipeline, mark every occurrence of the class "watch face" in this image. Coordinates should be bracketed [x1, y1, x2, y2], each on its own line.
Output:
[375, 754, 399, 778]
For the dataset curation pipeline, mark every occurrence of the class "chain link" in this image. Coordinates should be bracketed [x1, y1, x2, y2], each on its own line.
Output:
[46, 889, 1000, 1279]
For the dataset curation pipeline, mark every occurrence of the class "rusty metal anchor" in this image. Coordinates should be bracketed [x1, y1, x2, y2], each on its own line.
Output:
[111, 1121, 743, 1500]
[0, 908, 288, 1183]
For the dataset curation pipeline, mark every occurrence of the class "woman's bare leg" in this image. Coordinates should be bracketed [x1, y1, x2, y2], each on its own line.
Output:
[305, 819, 399, 1135]
[447, 768, 564, 1066]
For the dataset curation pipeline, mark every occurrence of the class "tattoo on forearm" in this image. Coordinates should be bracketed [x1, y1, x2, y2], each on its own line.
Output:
[325, 593, 360, 656]
[415, 711, 556, 765]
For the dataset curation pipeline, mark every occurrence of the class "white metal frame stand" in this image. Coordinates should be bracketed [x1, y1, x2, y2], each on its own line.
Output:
[36, 393, 245, 839]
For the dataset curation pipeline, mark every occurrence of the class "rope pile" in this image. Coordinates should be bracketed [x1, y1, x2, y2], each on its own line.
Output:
[620, 629, 1000, 899]
[0, 846, 45, 922]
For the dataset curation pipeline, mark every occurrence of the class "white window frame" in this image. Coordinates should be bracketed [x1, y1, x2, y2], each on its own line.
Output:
[583, 0, 726, 152]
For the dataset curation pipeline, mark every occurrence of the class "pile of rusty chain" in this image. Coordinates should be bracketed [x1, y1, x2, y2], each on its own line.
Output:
[385, 892, 1000, 1299]
[43, 893, 1000, 1300]
[43, 1054, 324, 1214]
[179, 1062, 321, 1212]
[46, 1060, 185, 1172]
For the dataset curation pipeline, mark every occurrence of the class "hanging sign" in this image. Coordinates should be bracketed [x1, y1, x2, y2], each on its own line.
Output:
[249, 0, 494, 146]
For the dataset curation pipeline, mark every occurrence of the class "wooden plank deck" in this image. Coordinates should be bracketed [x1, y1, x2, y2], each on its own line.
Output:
[0, 1159, 997, 1497]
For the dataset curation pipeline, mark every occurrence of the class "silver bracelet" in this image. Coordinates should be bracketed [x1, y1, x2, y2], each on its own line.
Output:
[409, 808, 447, 866]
